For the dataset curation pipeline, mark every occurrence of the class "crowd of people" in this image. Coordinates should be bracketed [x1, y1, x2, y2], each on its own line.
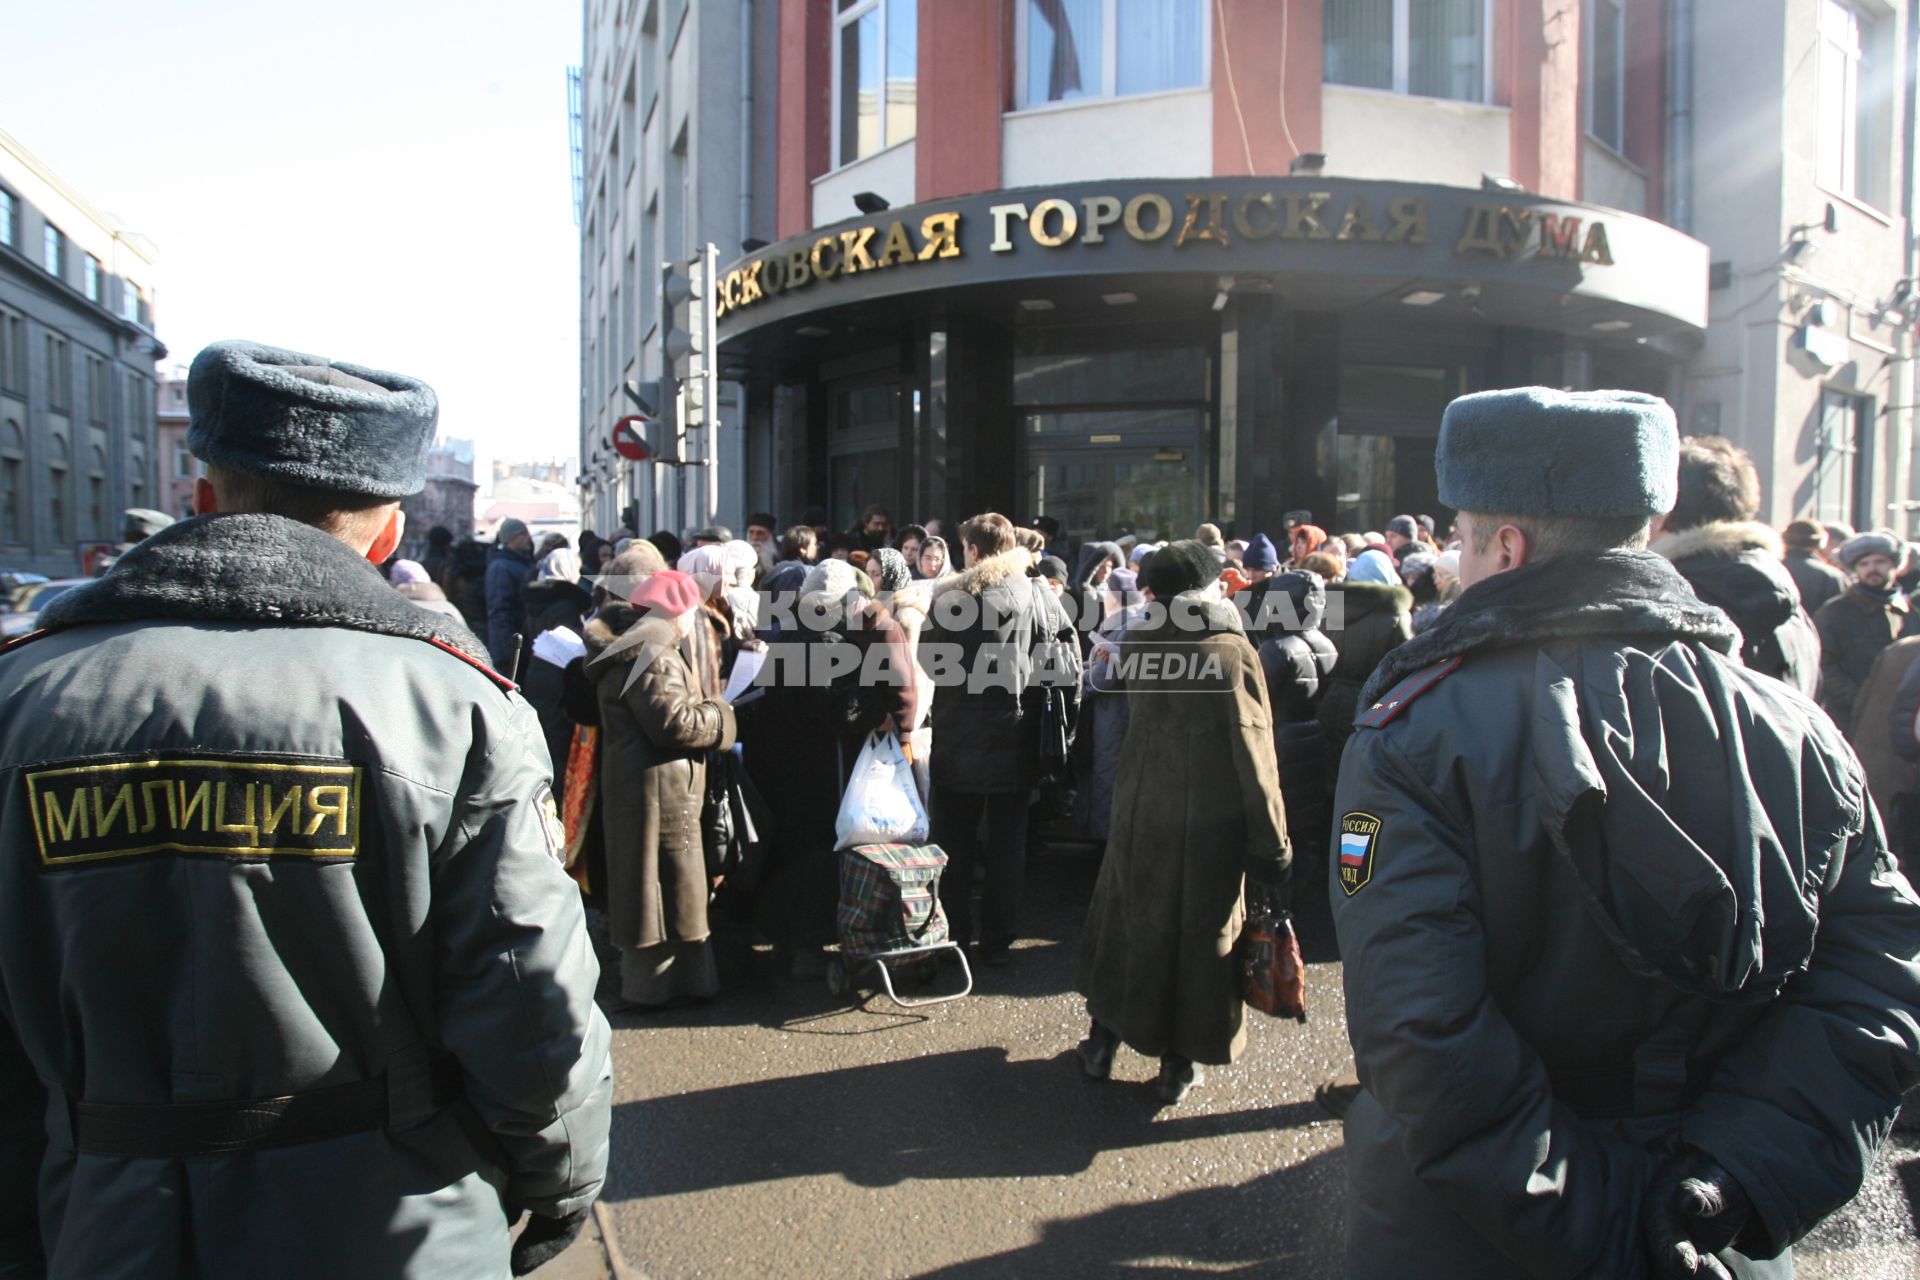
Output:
[7, 337, 1919, 1277]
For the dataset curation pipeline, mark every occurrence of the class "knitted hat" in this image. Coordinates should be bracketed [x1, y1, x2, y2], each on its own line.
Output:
[388, 559, 431, 585]
[1194, 522, 1224, 548]
[1141, 539, 1223, 598]
[1437, 387, 1679, 518]
[1398, 550, 1437, 579]
[629, 568, 702, 617]
[1386, 514, 1419, 540]
[1839, 532, 1903, 570]
[1782, 519, 1825, 550]
[1037, 555, 1070, 583]
[1242, 533, 1280, 571]
[186, 339, 438, 498]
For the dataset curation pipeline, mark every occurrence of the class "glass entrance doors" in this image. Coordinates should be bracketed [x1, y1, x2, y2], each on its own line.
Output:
[1025, 408, 1205, 542]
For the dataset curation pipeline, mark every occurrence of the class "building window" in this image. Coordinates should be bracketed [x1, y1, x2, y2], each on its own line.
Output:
[48, 434, 69, 545]
[83, 254, 102, 304]
[129, 447, 145, 512]
[1585, 0, 1624, 151]
[44, 335, 71, 411]
[834, 0, 917, 164]
[86, 355, 108, 425]
[0, 419, 23, 545]
[173, 440, 195, 479]
[1814, 388, 1866, 528]
[1323, 0, 1489, 104]
[1021, 0, 1206, 107]
[88, 444, 108, 540]
[43, 224, 63, 278]
[1819, 0, 1890, 208]
[0, 190, 14, 249]
[0, 308, 22, 394]
[120, 283, 142, 326]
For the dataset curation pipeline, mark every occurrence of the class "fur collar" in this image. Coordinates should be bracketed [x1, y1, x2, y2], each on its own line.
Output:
[928, 548, 1031, 601]
[1358, 550, 1740, 710]
[38, 513, 489, 662]
[583, 606, 678, 666]
[1652, 520, 1783, 563]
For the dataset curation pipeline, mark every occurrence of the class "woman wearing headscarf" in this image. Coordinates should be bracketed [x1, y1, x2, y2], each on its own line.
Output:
[1076, 541, 1291, 1103]
[738, 560, 909, 975]
[917, 534, 954, 581]
[870, 547, 929, 755]
[388, 558, 466, 624]
[1067, 541, 1125, 649]
[584, 568, 737, 1008]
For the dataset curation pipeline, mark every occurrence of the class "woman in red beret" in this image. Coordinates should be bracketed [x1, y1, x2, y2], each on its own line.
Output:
[582, 566, 738, 1008]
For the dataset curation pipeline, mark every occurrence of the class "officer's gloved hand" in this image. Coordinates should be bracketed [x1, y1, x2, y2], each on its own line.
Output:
[1644, 1147, 1753, 1280]
[510, 1207, 592, 1276]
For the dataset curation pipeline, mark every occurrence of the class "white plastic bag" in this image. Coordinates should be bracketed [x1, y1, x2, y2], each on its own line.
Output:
[834, 730, 930, 850]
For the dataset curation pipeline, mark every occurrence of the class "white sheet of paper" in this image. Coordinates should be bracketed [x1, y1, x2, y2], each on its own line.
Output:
[722, 647, 767, 704]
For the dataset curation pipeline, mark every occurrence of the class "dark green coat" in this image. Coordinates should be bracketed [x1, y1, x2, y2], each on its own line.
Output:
[1331, 551, 1920, 1279]
[0, 515, 612, 1280]
[1076, 596, 1290, 1064]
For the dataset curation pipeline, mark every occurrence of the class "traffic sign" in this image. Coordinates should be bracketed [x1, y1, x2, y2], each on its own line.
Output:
[611, 415, 652, 461]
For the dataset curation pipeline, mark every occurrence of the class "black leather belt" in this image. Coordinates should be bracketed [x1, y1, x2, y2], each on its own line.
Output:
[70, 1051, 462, 1158]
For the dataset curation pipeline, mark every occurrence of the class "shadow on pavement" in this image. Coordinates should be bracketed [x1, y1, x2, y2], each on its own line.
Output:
[909, 1145, 1348, 1278]
[608, 1045, 1326, 1196]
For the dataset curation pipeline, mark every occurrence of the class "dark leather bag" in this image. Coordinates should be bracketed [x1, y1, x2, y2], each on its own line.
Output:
[1240, 904, 1307, 1023]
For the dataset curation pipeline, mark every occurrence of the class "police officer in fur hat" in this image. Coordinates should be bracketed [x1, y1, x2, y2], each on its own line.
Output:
[0, 340, 612, 1278]
[1329, 387, 1920, 1279]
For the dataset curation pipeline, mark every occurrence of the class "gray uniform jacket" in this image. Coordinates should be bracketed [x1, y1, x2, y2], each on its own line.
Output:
[1331, 550, 1920, 1280]
[0, 514, 613, 1280]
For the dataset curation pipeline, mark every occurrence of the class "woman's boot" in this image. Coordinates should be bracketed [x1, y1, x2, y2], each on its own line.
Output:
[1077, 1020, 1119, 1080]
[1156, 1054, 1203, 1103]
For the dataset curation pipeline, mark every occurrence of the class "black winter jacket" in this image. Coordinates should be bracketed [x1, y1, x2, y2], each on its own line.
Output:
[1333, 550, 1920, 1279]
[1318, 580, 1413, 770]
[1815, 584, 1918, 728]
[1784, 548, 1849, 616]
[921, 549, 1060, 795]
[1654, 521, 1820, 698]
[1255, 572, 1339, 858]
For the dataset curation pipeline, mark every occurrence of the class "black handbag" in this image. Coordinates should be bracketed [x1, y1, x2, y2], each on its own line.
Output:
[701, 750, 772, 889]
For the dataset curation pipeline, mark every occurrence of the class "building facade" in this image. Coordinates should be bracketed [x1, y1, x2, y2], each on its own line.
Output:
[154, 367, 195, 521]
[396, 438, 479, 561]
[581, 0, 1917, 541]
[575, 0, 779, 536]
[0, 128, 166, 576]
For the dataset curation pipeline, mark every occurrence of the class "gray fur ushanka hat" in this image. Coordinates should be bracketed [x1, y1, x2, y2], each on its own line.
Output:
[187, 340, 439, 498]
[1436, 387, 1679, 519]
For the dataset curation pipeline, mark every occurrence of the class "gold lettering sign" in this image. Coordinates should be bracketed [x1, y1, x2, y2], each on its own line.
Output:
[716, 188, 1618, 324]
[25, 755, 364, 867]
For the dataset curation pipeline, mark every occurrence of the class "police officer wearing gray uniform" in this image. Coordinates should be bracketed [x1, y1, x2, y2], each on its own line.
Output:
[0, 341, 613, 1278]
[1330, 388, 1920, 1279]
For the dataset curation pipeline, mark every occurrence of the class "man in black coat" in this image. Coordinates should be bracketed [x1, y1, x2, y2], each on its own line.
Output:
[1331, 387, 1920, 1279]
[921, 512, 1069, 965]
[1814, 531, 1918, 731]
[1650, 436, 1819, 698]
[485, 516, 536, 670]
[1782, 519, 1849, 615]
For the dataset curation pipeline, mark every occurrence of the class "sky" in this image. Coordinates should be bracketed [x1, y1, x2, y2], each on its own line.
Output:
[2, 0, 584, 485]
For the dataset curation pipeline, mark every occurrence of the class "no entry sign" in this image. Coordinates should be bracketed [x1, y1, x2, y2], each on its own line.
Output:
[611, 415, 652, 461]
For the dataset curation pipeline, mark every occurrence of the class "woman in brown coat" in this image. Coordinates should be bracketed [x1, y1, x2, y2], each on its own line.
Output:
[584, 568, 737, 1008]
[1076, 541, 1292, 1103]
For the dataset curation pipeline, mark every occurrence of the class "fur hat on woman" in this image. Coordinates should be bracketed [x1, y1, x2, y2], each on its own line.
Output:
[1142, 539, 1223, 599]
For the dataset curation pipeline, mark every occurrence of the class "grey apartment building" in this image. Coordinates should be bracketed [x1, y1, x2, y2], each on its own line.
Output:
[574, 0, 778, 536]
[0, 127, 165, 578]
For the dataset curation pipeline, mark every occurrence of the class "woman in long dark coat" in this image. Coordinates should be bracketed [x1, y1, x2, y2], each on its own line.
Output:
[738, 560, 908, 975]
[1076, 542, 1291, 1104]
[584, 568, 736, 1008]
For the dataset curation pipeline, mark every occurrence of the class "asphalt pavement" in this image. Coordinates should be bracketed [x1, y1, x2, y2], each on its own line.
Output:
[584, 850, 1920, 1279]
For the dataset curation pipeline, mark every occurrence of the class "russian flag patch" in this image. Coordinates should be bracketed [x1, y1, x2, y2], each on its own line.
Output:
[1338, 812, 1382, 896]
